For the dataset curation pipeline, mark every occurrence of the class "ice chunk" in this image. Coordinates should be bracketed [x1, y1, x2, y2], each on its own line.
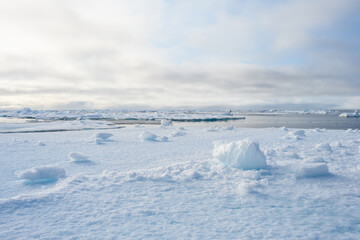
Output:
[315, 143, 332, 152]
[139, 131, 158, 141]
[68, 152, 90, 162]
[38, 141, 45, 146]
[296, 163, 329, 178]
[160, 119, 172, 126]
[213, 140, 267, 170]
[17, 166, 66, 181]
[94, 133, 113, 140]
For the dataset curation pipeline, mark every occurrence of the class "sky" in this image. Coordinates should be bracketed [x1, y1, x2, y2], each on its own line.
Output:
[0, 0, 359, 110]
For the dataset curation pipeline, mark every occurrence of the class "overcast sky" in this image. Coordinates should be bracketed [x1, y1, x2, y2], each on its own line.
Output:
[0, 0, 359, 110]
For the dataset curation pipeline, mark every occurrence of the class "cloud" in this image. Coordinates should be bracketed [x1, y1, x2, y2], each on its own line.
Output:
[0, 0, 359, 109]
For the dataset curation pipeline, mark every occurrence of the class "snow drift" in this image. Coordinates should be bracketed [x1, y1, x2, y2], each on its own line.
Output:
[213, 140, 267, 170]
[17, 166, 66, 181]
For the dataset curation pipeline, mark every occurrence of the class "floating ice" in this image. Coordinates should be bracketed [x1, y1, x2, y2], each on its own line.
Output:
[68, 152, 90, 162]
[296, 163, 329, 178]
[213, 140, 267, 170]
[139, 131, 158, 141]
[315, 143, 332, 152]
[339, 111, 359, 118]
[160, 119, 172, 126]
[17, 166, 66, 181]
[94, 133, 113, 140]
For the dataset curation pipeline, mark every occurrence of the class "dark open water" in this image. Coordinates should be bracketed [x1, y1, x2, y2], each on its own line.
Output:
[174, 113, 360, 130]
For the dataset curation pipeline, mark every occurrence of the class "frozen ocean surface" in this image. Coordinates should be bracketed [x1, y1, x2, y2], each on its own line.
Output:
[0, 112, 360, 239]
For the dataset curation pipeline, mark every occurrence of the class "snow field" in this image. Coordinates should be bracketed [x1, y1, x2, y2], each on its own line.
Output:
[0, 124, 359, 239]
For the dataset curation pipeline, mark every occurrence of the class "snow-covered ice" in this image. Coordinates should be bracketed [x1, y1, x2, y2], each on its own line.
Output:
[213, 140, 267, 170]
[0, 121, 360, 239]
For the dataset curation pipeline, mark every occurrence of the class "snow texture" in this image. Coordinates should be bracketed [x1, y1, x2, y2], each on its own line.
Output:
[1, 121, 360, 240]
[213, 140, 267, 170]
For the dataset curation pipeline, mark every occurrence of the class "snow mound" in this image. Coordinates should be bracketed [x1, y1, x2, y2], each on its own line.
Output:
[139, 131, 158, 141]
[68, 152, 90, 162]
[213, 140, 267, 170]
[170, 131, 186, 137]
[296, 163, 329, 178]
[94, 133, 113, 140]
[315, 143, 332, 152]
[139, 131, 169, 142]
[17, 166, 66, 181]
[292, 130, 305, 137]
